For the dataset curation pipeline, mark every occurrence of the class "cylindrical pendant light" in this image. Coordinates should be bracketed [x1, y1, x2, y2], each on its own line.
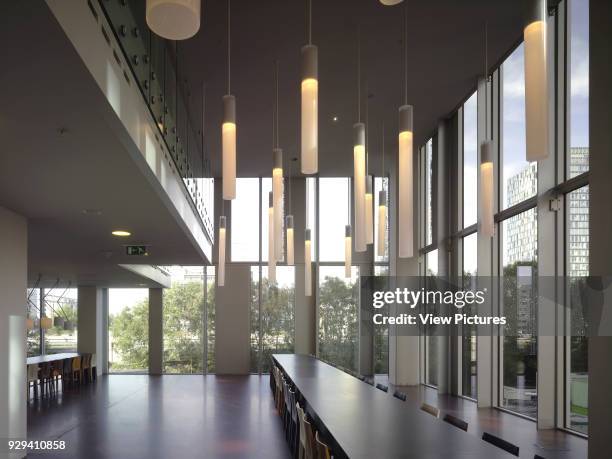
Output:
[480, 141, 494, 237]
[524, 0, 548, 161]
[354, 123, 366, 252]
[305, 228, 312, 296]
[345, 225, 352, 278]
[377, 189, 387, 258]
[286, 215, 294, 266]
[222, 0, 236, 200]
[146, 0, 201, 40]
[268, 192, 276, 283]
[301, 0, 318, 175]
[273, 148, 284, 261]
[26, 318, 34, 330]
[40, 315, 52, 330]
[398, 104, 414, 258]
[217, 215, 226, 287]
[365, 175, 373, 245]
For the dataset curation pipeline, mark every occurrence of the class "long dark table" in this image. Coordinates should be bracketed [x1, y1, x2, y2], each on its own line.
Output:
[273, 354, 511, 459]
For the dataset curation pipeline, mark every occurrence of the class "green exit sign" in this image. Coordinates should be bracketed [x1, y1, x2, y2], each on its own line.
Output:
[126, 245, 148, 256]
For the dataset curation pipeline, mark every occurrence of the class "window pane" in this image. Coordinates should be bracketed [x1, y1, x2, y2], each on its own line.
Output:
[500, 208, 537, 417]
[425, 249, 438, 386]
[374, 265, 389, 375]
[462, 233, 478, 398]
[108, 289, 149, 373]
[463, 92, 478, 227]
[231, 178, 260, 261]
[567, 185, 589, 433]
[250, 266, 261, 373]
[163, 266, 204, 374]
[261, 178, 274, 262]
[374, 177, 389, 262]
[569, 0, 589, 177]
[43, 288, 78, 355]
[318, 265, 359, 371]
[206, 266, 216, 373]
[425, 140, 434, 245]
[319, 178, 350, 262]
[307, 177, 317, 262]
[26, 289, 41, 357]
[502, 44, 537, 209]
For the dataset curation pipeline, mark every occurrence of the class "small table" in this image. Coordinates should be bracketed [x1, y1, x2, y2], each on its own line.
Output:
[27, 353, 79, 365]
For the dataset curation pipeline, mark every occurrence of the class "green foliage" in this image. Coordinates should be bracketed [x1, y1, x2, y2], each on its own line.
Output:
[109, 298, 149, 371]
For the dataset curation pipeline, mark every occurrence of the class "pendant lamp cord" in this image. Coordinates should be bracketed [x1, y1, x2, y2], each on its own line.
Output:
[404, 2, 408, 106]
[382, 122, 385, 177]
[357, 27, 361, 122]
[484, 21, 488, 140]
[227, 0, 231, 95]
[365, 80, 369, 175]
[307, 0, 312, 45]
[275, 60, 279, 149]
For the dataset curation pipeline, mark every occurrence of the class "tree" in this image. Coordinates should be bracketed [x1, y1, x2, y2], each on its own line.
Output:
[109, 298, 149, 371]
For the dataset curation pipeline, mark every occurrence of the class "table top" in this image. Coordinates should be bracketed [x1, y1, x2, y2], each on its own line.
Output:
[273, 354, 510, 459]
[27, 353, 79, 365]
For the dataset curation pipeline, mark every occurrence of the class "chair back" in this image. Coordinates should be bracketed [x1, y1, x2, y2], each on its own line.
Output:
[91, 354, 97, 367]
[376, 383, 389, 392]
[72, 356, 82, 370]
[82, 354, 91, 369]
[393, 390, 407, 401]
[315, 431, 332, 459]
[302, 417, 316, 459]
[63, 358, 72, 374]
[482, 432, 519, 456]
[39, 363, 52, 379]
[297, 403, 307, 450]
[420, 402, 440, 418]
[442, 413, 468, 431]
[289, 388, 298, 423]
[27, 364, 39, 381]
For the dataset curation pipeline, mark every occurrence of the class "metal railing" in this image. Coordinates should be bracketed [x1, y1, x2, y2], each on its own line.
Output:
[96, 0, 214, 242]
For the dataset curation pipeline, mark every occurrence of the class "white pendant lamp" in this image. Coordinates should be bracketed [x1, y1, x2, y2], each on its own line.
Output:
[524, 0, 548, 162]
[480, 140, 495, 238]
[305, 228, 312, 296]
[273, 148, 284, 261]
[345, 225, 352, 278]
[365, 175, 374, 246]
[379, 0, 404, 5]
[40, 316, 52, 330]
[217, 215, 226, 287]
[354, 123, 366, 252]
[377, 125, 387, 258]
[479, 26, 495, 238]
[301, 0, 318, 174]
[268, 191, 276, 283]
[222, 0, 236, 200]
[146, 0, 201, 40]
[26, 318, 34, 330]
[286, 159, 295, 266]
[398, 6, 414, 258]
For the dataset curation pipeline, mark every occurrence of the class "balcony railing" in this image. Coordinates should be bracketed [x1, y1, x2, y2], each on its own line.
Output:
[96, 0, 214, 242]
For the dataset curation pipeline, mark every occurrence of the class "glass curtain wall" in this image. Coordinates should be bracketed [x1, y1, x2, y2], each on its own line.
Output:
[462, 233, 478, 398]
[108, 288, 149, 373]
[26, 289, 41, 357]
[206, 266, 216, 373]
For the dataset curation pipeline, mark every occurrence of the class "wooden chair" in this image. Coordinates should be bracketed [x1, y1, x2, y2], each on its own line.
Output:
[442, 413, 468, 431]
[39, 363, 55, 396]
[314, 431, 332, 459]
[27, 364, 40, 400]
[376, 383, 389, 392]
[420, 402, 440, 418]
[81, 354, 92, 383]
[393, 390, 407, 401]
[482, 432, 519, 456]
[296, 403, 315, 459]
[71, 356, 82, 385]
[62, 358, 73, 390]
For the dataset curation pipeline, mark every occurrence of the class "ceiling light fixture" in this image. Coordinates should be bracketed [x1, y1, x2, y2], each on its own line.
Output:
[305, 228, 312, 296]
[272, 61, 284, 262]
[364, 89, 373, 246]
[301, 0, 318, 175]
[112, 230, 131, 237]
[286, 158, 296, 266]
[345, 179, 352, 278]
[222, 0, 236, 200]
[146, 0, 201, 40]
[353, 34, 366, 253]
[377, 125, 387, 258]
[217, 215, 226, 287]
[379, 0, 404, 5]
[480, 23, 494, 238]
[398, 5, 414, 258]
[268, 191, 276, 283]
[524, 0, 548, 161]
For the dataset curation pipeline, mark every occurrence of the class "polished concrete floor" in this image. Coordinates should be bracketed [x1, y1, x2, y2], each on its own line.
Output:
[27, 375, 290, 459]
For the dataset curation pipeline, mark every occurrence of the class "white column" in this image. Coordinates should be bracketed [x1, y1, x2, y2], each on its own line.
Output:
[148, 288, 163, 375]
[77, 286, 106, 378]
[0, 206, 27, 459]
[589, 2, 612, 457]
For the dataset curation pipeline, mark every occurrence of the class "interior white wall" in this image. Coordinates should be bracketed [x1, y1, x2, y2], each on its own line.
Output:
[0, 206, 27, 459]
[148, 288, 163, 375]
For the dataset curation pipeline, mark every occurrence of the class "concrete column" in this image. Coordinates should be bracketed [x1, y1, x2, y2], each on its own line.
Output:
[436, 121, 452, 394]
[388, 148, 420, 386]
[292, 179, 316, 356]
[0, 207, 27, 459]
[588, 2, 612, 457]
[148, 288, 163, 375]
[77, 286, 105, 377]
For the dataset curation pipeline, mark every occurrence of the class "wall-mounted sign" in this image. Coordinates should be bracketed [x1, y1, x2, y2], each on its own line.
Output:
[126, 245, 148, 256]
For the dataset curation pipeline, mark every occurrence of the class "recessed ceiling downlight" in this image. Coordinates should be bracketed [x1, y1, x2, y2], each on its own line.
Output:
[112, 230, 131, 237]
[380, 0, 404, 5]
